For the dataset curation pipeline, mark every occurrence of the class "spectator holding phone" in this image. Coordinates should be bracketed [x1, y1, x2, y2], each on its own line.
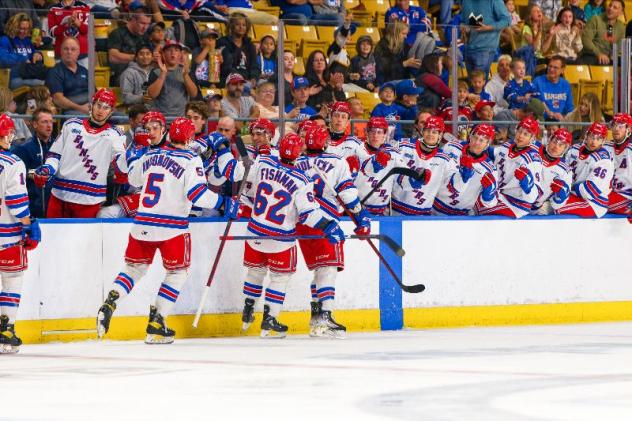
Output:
[48, 0, 91, 68]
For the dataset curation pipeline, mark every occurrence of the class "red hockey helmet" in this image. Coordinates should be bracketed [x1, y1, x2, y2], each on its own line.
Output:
[304, 126, 329, 151]
[0, 114, 15, 137]
[142, 111, 166, 127]
[92, 88, 117, 108]
[169, 117, 196, 144]
[423, 115, 445, 132]
[471, 123, 495, 141]
[278, 133, 303, 161]
[586, 122, 608, 139]
[297, 119, 318, 134]
[248, 118, 276, 137]
[550, 128, 572, 145]
[367, 116, 389, 132]
[612, 113, 632, 127]
[517, 117, 540, 136]
[330, 101, 351, 116]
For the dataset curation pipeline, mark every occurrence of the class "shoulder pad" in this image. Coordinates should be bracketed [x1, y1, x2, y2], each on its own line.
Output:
[558, 161, 571, 172]
[594, 148, 612, 160]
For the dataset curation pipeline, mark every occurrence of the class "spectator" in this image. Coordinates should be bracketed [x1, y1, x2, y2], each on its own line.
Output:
[493, 97, 545, 140]
[48, 1, 90, 68]
[255, 80, 279, 120]
[374, 21, 420, 86]
[274, 49, 295, 107]
[185, 101, 210, 140]
[568, 0, 586, 28]
[0, 0, 41, 36]
[484, 54, 512, 112]
[273, 0, 343, 26]
[311, 0, 345, 27]
[147, 21, 166, 52]
[532, 55, 573, 121]
[410, 107, 433, 138]
[285, 76, 317, 123]
[120, 44, 154, 106]
[348, 97, 366, 138]
[46, 37, 89, 115]
[371, 82, 402, 138]
[518, 4, 550, 66]
[204, 89, 223, 132]
[395, 79, 421, 138]
[311, 62, 346, 115]
[0, 87, 31, 144]
[542, 7, 583, 63]
[416, 53, 452, 110]
[0, 13, 46, 90]
[580, 0, 624, 65]
[162, 7, 204, 52]
[584, 0, 605, 22]
[304, 50, 332, 111]
[24, 86, 57, 117]
[147, 39, 199, 117]
[124, 104, 147, 146]
[84, 0, 120, 19]
[216, 116, 238, 155]
[460, 0, 511, 77]
[503, 57, 541, 110]
[214, 0, 279, 25]
[474, 100, 495, 122]
[154, 0, 222, 22]
[349, 35, 377, 93]
[107, 5, 151, 86]
[221, 73, 259, 127]
[191, 28, 220, 88]
[505, 0, 521, 25]
[217, 12, 259, 86]
[562, 92, 604, 141]
[469, 70, 492, 102]
[385, 0, 432, 47]
[256, 34, 277, 81]
[529, 0, 562, 21]
[11, 108, 54, 218]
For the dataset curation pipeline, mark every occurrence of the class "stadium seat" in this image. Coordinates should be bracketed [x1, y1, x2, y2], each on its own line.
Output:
[0, 69, 9, 89]
[354, 91, 381, 111]
[293, 57, 305, 76]
[252, 0, 271, 10]
[578, 80, 602, 103]
[98, 51, 109, 67]
[300, 40, 329, 59]
[564, 65, 591, 84]
[255, 6, 281, 18]
[589, 65, 612, 84]
[353, 27, 381, 45]
[363, 0, 391, 15]
[317, 26, 337, 45]
[94, 19, 114, 39]
[344, 0, 360, 9]
[285, 25, 318, 42]
[604, 80, 614, 113]
[199, 22, 225, 36]
[352, 11, 373, 26]
[43, 50, 56, 68]
[95, 67, 111, 88]
[281, 39, 298, 55]
[253, 24, 279, 41]
[377, 12, 386, 29]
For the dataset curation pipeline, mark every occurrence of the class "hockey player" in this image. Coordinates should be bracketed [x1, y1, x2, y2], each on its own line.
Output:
[558, 122, 613, 218]
[96, 118, 238, 344]
[294, 126, 371, 337]
[477, 117, 542, 218]
[392, 116, 452, 215]
[237, 133, 345, 338]
[607, 113, 632, 215]
[247, 118, 277, 158]
[0, 114, 41, 353]
[531, 128, 573, 215]
[33, 88, 126, 218]
[325, 101, 365, 176]
[435, 124, 499, 215]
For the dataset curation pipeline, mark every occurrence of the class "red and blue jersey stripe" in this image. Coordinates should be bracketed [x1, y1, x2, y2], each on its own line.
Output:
[53, 178, 107, 198]
[0, 292, 20, 307]
[584, 180, 609, 208]
[316, 286, 335, 302]
[264, 288, 286, 305]
[134, 212, 189, 229]
[187, 183, 209, 204]
[392, 198, 431, 215]
[158, 283, 180, 303]
[247, 219, 296, 241]
[0, 223, 23, 238]
[243, 281, 263, 298]
[114, 272, 135, 294]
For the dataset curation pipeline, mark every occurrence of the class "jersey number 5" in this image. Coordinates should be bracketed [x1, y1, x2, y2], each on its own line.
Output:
[253, 182, 291, 225]
[142, 173, 164, 208]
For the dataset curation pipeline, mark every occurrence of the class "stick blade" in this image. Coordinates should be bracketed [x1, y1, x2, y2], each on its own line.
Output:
[378, 235, 406, 257]
[400, 283, 426, 293]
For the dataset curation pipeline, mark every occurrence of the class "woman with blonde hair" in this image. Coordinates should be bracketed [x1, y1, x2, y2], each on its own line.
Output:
[562, 92, 604, 142]
[0, 87, 33, 145]
[0, 13, 46, 89]
[25, 86, 58, 116]
[373, 21, 421, 85]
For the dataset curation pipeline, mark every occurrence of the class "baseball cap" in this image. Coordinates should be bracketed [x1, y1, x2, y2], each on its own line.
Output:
[292, 76, 310, 90]
[163, 39, 189, 51]
[226, 73, 247, 85]
[200, 28, 219, 39]
[524, 98, 545, 121]
[379, 81, 396, 93]
[474, 100, 496, 113]
[149, 21, 165, 33]
[204, 89, 223, 101]
[396, 79, 423, 97]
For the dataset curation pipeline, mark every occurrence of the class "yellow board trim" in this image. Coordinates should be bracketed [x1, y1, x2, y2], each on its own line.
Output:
[404, 301, 632, 329]
[16, 309, 381, 344]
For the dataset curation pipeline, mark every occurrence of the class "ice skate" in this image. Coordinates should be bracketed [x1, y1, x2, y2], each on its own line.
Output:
[311, 310, 346, 339]
[96, 290, 119, 338]
[0, 315, 21, 354]
[145, 306, 175, 344]
[241, 298, 255, 331]
[309, 301, 322, 334]
[260, 305, 287, 339]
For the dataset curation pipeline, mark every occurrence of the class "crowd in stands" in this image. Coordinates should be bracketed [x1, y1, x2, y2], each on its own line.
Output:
[0, 0, 631, 219]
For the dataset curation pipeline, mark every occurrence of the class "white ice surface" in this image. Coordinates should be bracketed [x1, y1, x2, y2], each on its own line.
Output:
[2, 322, 632, 421]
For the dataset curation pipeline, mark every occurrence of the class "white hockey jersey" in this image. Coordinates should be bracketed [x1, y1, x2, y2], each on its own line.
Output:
[532, 145, 573, 215]
[44, 118, 126, 205]
[326, 135, 365, 159]
[392, 139, 457, 215]
[355, 144, 402, 214]
[435, 141, 498, 215]
[245, 155, 329, 253]
[565, 144, 614, 217]
[490, 142, 543, 218]
[295, 152, 360, 219]
[0, 151, 30, 247]
[128, 147, 222, 241]
[609, 138, 632, 200]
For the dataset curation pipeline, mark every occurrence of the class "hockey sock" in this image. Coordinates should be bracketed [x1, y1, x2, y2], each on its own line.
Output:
[314, 266, 337, 312]
[310, 274, 318, 303]
[0, 272, 23, 324]
[243, 266, 266, 300]
[111, 264, 147, 299]
[264, 273, 290, 317]
[155, 270, 187, 317]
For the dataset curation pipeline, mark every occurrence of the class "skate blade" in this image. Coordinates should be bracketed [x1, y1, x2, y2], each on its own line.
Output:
[242, 322, 252, 332]
[96, 313, 106, 338]
[260, 329, 287, 339]
[0, 344, 19, 354]
[310, 327, 346, 339]
[144, 334, 174, 344]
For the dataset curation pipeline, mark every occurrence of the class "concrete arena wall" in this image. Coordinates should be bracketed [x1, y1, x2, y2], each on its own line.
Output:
[13, 216, 632, 343]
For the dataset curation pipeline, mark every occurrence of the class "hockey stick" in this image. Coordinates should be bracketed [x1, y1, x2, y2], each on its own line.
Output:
[220, 234, 406, 257]
[313, 167, 425, 293]
[193, 137, 252, 328]
[361, 167, 427, 206]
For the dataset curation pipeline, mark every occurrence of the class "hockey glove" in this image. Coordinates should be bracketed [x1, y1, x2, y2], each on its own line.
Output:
[206, 132, 230, 153]
[409, 169, 431, 189]
[322, 219, 345, 244]
[221, 196, 239, 220]
[480, 172, 497, 202]
[514, 166, 534, 194]
[312, 174, 325, 197]
[346, 155, 360, 178]
[125, 146, 147, 167]
[371, 150, 391, 172]
[33, 165, 54, 188]
[459, 154, 475, 183]
[550, 178, 570, 204]
[22, 219, 41, 251]
[133, 129, 151, 148]
[353, 208, 371, 237]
